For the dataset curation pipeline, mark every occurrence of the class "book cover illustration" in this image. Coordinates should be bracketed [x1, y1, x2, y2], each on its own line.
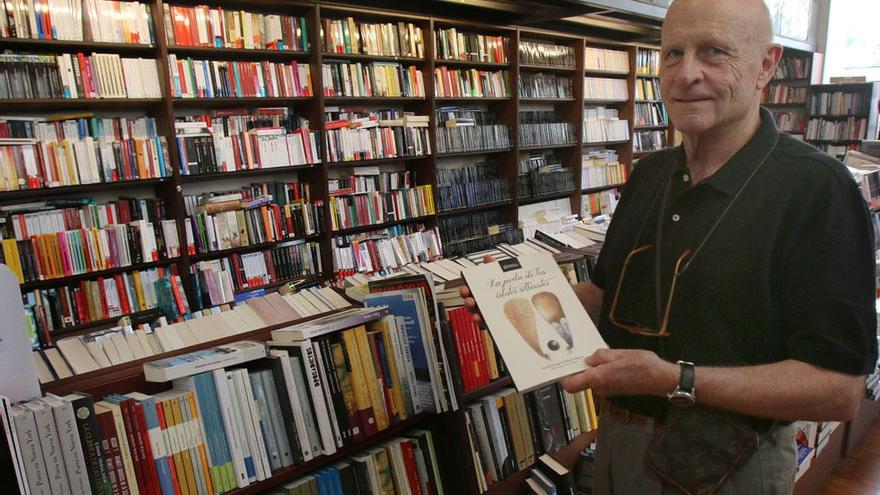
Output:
[462, 252, 606, 391]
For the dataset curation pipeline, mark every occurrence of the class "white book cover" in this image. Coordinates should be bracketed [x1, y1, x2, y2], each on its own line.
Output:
[232, 369, 271, 480]
[143, 341, 267, 382]
[20, 401, 70, 495]
[12, 405, 51, 495]
[461, 252, 606, 391]
[40, 395, 91, 495]
[211, 369, 250, 488]
[2, 397, 30, 495]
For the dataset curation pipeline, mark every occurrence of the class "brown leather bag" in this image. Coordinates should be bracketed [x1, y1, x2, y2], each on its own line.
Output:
[646, 406, 759, 495]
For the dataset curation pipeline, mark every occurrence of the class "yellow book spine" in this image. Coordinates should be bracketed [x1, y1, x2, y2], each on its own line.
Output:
[161, 398, 192, 495]
[132, 270, 147, 311]
[2, 239, 24, 283]
[377, 323, 407, 421]
[586, 388, 599, 430]
[169, 396, 199, 495]
[354, 325, 389, 430]
[343, 329, 375, 429]
[185, 392, 216, 495]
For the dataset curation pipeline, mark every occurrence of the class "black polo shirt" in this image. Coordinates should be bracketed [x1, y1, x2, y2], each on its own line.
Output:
[592, 107, 878, 422]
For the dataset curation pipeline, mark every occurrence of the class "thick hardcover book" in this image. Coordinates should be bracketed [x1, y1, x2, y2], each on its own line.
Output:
[461, 252, 606, 391]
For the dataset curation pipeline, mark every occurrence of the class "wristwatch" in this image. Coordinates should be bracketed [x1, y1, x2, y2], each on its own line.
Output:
[667, 360, 696, 407]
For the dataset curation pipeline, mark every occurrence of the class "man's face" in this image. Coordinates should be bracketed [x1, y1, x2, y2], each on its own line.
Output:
[659, 4, 766, 136]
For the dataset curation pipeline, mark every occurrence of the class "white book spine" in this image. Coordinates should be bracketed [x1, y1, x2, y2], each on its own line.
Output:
[212, 369, 250, 488]
[269, 350, 313, 462]
[24, 402, 71, 495]
[44, 398, 91, 495]
[12, 406, 51, 495]
[232, 370, 271, 480]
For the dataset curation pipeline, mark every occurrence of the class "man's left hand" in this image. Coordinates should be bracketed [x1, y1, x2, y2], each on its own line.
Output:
[561, 349, 680, 397]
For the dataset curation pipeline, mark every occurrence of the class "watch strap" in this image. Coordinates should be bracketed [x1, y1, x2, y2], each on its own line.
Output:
[677, 360, 695, 392]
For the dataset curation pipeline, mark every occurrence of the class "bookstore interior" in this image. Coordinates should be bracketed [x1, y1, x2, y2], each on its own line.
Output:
[1, 0, 879, 494]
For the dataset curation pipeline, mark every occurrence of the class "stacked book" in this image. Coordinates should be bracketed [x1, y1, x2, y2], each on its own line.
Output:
[463, 385, 597, 491]
[636, 48, 660, 75]
[0, 198, 179, 284]
[583, 77, 628, 101]
[331, 224, 442, 278]
[844, 150, 880, 210]
[520, 40, 575, 68]
[35, 286, 351, 379]
[22, 266, 189, 345]
[437, 159, 511, 211]
[163, 6, 310, 51]
[434, 68, 511, 98]
[519, 72, 574, 99]
[443, 306, 504, 392]
[321, 17, 425, 58]
[0, 115, 171, 191]
[635, 77, 661, 101]
[518, 152, 578, 198]
[324, 109, 430, 163]
[0, 53, 161, 99]
[191, 240, 322, 306]
[175, 109, 320, 175]
[328, 168, 415, 195]
[167, 56, 313, 98]
[582, 148, 627, 189]
[328, 184, 435, 231]
[434, 29, 508, 63]
[583, 107, 630, 143]
[810, 91, 870, 116]
[633, 130, 668, 153]
[0, 0, 154, 43]
[322, 61, 425, 97]
[184, 189, 323, 255]
[519, 111, 576, 147]
[635, 102, 669, 127]
[436, 107, 510, 153]
[805, 117, 868, 141]
[584, 47, 629, 73]
[762, 84, 807, 104]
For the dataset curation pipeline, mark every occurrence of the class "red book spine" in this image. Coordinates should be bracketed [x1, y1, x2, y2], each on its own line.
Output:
[400, 440, 424, 495]
[118, 400, 148, 494]
[133, 402, 162, 494]
[96, 409, 130, 495]
[154, 403, 182, 495]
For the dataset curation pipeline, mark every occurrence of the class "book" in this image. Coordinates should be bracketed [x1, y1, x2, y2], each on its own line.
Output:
[461, 252, 606, 391]
[270, 306, 389, 340]
[143, 341, 267, 382]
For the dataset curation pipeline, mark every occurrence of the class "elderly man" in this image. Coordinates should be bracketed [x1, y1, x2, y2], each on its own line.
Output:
[463, 0, 878, 493]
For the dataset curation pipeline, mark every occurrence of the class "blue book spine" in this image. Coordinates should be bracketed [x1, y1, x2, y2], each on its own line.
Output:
[192, 375, 224, 491]
[154, 137, 167, 177]
[331, 467, 343, 495]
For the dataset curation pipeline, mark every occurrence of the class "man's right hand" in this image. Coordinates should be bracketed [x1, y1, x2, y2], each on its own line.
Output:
[459, 254, 494, 326]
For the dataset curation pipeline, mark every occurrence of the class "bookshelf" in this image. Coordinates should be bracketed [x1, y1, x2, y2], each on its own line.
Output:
[764, 47, 814, 136]
[1, 3, 671, 494]
[804, 81, 880, 158]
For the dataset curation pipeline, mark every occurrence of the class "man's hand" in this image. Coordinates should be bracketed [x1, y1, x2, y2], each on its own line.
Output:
[460, 255, 494, 326]
[561, 349, 679, 398]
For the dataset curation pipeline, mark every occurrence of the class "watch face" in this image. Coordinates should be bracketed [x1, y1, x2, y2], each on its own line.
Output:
[669, 390, 696, 408]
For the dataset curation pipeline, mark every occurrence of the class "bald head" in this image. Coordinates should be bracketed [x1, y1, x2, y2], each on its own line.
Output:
[665, 0, 774, 52]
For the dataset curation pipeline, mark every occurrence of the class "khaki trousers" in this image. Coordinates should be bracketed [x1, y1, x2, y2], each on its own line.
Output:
[594, 411, 797, 495]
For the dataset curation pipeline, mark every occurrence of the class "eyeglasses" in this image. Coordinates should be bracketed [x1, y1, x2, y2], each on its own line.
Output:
[609, 244, 692, 337]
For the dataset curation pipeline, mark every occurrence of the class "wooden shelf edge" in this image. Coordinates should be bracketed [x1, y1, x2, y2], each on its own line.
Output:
[461, 376, 512, 403]
[190, 234, 323, 262]
[21, 258, 180, 292]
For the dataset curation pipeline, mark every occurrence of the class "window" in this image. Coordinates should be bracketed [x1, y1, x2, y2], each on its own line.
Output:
[824, 0, 880, 82]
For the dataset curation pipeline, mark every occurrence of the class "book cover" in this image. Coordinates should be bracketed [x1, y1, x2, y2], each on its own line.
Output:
[461, 252, 606, 391]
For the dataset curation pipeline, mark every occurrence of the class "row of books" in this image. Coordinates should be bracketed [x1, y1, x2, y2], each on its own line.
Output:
[583, 108, 629, 143]
[584, 47, 628, 73]
[635, 48, 660, 75]
[328, 185, 435, 231]
[519, 121, 577, 148]
[519, 72, 573, 99]
[175, 111, 321, 175]
[582, 148, 627, 190]
[634, 101, 669, 127]
[39, 285, 350, 377]
[185, 201, 324, 255]
[321, 61, 425, 97]
[518, 153, 577, 198]
[582, 189, 619, 217]
[190, 240, 322, 305]
[324, 112, 430, 163]
[436, 124, 510, 154]
[809, 91, 871, 116]
[440, 224, 523, 261]
[433, 67, 511, 98]
[443, 305, 504, 392]
[0, 115, 170, 191]
[184, 180, 311, 214]
[0, 53, 160, 100]
[633, 130, 668, 154]
[804, 117, 868, 141]
[163, 5, 310, 51]
[774, 56, 811, 80]
[772, 110, 807, 133]
[635, 77, 661, 102]
[439, 209, 508, 246]
[436, 160, 511, 211]
[762, 83, 807, 105]
[584, 77, 628, 101]
[434, 28, 508, 63]
[321, 17, 424, 59]
[0, 0, 154, 44]
[465, 385, 597, 491]
[328, 169, 416, 195]
[330, 225, 442, 278]
[519, 40, 575, 68]
[23, 266, 188, 344]
[814, 143, 855, 158]
[167, 56, 313, 98]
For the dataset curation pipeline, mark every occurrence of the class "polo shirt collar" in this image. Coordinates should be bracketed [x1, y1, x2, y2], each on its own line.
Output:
[677, 107, 781, 196]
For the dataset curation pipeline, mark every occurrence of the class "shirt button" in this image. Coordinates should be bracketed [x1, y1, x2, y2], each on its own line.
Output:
[683, 174, 690, 183]
[672, 213, 681, 222]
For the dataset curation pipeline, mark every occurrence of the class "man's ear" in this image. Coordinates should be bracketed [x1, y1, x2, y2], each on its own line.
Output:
[757, 44, 785, 90]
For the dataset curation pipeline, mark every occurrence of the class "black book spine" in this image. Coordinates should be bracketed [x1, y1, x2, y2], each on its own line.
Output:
[316, 337, 353, 444]
[267, 358, 304, 465]
[70, 394, 112, 495]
